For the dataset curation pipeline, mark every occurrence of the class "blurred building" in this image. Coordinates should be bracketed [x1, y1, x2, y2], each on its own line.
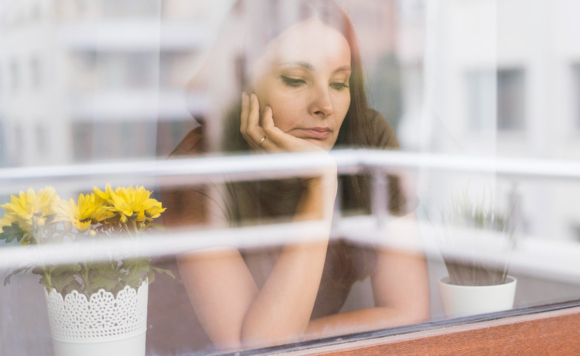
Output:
[1, 0, 579, 241]
[0, 0, 234, 167]
[396, 0, 580, 243]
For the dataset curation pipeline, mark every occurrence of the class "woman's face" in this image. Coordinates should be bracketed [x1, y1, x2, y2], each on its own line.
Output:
[251, 20, 352, 151]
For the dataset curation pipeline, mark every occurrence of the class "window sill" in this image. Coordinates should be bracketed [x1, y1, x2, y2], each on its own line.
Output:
[222, 300, 580, 355]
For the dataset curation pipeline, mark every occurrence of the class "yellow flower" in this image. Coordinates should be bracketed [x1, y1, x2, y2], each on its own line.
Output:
[0, 213, 16, 230]
[130, 186, 166, 222]
[93, 183, 114, 202]
[90, 196, 115, 222]
[55, 194, 96, 231]
[94, 184, 165, 222]
[0, 186, 60, 231]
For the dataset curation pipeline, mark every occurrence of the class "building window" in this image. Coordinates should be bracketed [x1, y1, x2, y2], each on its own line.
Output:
[497, 69, 526, 131]
[466, 68, 526, 132]
[31, 2, 42, 22]
[72, 121, 158, 162]
[13, 124, 23, 165]
[574, 64, 580, 130]
[102, 0, 158, 18]
[466, 70, 495, 132]
[127, 53, 156, 88]
[30, 56, 41, 89]
[0, 120, 7, 166]
[98, 53, 125, 89]
[77, 0, 89, 14]
[72, 122, 94, 161]
[36, 124, 48, 155]
[10, 61, 19, 91]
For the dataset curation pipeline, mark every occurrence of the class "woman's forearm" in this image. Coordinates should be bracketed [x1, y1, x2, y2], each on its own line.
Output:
[304, 306, 430, 339]
[240, 174, 336, 347]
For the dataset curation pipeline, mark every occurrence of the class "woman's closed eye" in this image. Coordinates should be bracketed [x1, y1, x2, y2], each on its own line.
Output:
[281, 75, 349, 91]
[281, 75, 306, 87]
[330, 82, 349, 90]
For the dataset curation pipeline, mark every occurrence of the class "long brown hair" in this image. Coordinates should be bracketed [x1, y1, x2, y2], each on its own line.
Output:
[220, 0, 375, 204]
[196, 0, 379, 287]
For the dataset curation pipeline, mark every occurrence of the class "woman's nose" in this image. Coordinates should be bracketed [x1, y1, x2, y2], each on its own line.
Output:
[309, 85, 334, 117]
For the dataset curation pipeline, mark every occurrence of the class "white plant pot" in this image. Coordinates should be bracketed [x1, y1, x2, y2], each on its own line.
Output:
[438, 276, 517, 318]
[44, 280, 148, 356]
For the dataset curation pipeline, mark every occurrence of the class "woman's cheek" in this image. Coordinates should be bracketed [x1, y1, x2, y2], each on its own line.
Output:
[271, 98, 302, 131]
[271, 109, 295, 132]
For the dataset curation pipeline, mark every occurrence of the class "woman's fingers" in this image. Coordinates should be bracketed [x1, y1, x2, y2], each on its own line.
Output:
[261, 106, 289, 150]
[240, 92, 252, 145]
[240, 93, 300, 153]
[246, 94, 268, 145]
[240, 92, 265, 150]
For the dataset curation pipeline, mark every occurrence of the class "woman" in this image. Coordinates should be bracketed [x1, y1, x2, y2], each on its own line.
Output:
[160, 0, 430, 351]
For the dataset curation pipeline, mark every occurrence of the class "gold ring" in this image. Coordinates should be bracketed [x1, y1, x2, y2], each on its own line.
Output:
[258, 135, 267, 147]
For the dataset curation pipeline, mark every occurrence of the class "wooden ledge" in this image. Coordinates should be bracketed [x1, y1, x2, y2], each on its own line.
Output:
[289, 307, 580, 356]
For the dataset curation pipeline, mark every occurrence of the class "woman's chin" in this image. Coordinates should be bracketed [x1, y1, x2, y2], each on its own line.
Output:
[303, 138, 332, 151]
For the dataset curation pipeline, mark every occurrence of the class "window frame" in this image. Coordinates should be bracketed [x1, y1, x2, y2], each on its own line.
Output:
[223, 300, 580, 355]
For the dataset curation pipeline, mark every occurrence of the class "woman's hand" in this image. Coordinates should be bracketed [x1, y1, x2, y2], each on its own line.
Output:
[240, 92, 337, 189]
[240, 92, 325, 153]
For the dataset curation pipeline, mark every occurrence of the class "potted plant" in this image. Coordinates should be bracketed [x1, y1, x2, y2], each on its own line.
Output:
[430, 188, 518, 318]
[0, 184, 174, 356]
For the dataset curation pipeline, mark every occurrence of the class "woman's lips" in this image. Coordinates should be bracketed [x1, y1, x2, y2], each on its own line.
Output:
[298, 127, 331, 139]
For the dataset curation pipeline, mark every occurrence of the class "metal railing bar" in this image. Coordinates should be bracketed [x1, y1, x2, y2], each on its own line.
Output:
[0, 221, 328, 270]
[1, 150, 580, 191]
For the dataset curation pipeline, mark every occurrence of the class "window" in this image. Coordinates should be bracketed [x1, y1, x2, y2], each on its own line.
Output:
[1, 1, 580, 355]
[72, 122, 93, 161]
[574, 64, 580, 129]
[35, 124, 48, 155]
[101, 0, 158, 18]
[126, 53, 157, 88]
[466, 69, 526, 132]
[77, 0, 89, 14]
[31, 2, 42, 22]
[10, 61, 19, 91]
[497, 69, 526, 131]
[72, 121, 157, 161]
[12, 123, 22, 164]
[30, 56, 41, 89]
[0, 120, 7, 166]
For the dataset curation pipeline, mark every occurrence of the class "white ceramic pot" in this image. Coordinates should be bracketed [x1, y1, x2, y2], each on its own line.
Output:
[44, 280, 148, 356]
[438, 276, 517, 318]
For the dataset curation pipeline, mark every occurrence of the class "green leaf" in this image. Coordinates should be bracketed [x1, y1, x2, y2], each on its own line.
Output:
[39, 275, 51, 291]
[90, 275, 120, 292]
[120, 258, 150, 289]
[0, 223, 27, 243]
[146, 270, 156, 284]
[3, 266, 31, 286]
[64, 280, 83, 295]
[151, 266, 175, 279]
[52, 264, 82, 275]
[145, 223, 169, 232]
[51, 274, 77, 294]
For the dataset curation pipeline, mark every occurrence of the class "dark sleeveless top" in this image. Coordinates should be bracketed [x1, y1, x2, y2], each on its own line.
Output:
[146, 110, 415, 355]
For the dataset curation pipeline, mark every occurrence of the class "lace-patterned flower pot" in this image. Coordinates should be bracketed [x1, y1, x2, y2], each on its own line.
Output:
[44, 280, 148, 356]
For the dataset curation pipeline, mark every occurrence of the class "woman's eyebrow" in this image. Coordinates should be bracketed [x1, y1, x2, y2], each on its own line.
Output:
[280, 61, 315, 71]
[333, 65, 351, 74]
[279, 62, 351, 74]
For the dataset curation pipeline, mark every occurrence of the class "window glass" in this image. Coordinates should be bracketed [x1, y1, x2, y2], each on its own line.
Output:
[1, 1, 580, 355]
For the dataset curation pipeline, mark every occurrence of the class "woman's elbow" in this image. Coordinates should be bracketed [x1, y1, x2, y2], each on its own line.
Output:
[400, 303, 431, 325]
[240, 323, 304, 349]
